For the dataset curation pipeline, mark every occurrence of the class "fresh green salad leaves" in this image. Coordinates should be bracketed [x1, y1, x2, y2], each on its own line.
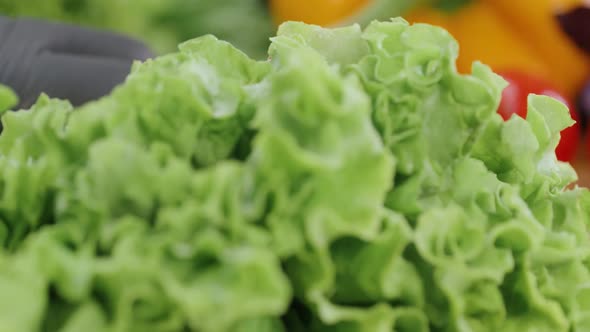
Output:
[0, 18, 589, 332]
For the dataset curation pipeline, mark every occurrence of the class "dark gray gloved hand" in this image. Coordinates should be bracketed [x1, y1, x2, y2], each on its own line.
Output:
[0, 16, 154, 110]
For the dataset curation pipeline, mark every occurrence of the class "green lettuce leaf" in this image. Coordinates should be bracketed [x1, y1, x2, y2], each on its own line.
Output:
[0, 84, 17, 113]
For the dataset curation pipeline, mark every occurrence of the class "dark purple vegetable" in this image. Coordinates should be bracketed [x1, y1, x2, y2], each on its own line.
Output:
[578, 79, 590, 130]
[557, 6, 590, 130]
[556, 6, 590, 54]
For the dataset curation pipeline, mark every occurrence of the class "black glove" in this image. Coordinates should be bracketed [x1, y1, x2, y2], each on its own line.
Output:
[0, 16, 154, 109]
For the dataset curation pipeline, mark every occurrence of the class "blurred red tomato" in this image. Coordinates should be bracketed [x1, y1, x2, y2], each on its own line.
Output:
[497, 70, 580, 162]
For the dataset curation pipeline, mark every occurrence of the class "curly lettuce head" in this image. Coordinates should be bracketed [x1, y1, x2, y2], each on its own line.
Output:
[0, 18, 588, 332]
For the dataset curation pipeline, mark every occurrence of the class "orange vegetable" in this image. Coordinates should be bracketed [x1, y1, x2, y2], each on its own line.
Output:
[269, 0, 370, 26]
[551, 0, 587, 13]
[405, 2, 551, 82]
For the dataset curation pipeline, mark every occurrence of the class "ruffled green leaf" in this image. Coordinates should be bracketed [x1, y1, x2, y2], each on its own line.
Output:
[0, 85, 18, 114]
[271, 22, 369, 66]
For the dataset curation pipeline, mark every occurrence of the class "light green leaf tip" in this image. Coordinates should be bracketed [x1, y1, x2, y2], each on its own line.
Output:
[0, 85, 18, 114]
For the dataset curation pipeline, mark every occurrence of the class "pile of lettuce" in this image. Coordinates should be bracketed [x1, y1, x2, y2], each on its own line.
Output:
[0, 18, 589, 332]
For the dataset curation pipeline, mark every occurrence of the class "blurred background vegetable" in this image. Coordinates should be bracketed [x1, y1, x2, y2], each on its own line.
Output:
[558, 6, 590, 132]
[0, 0, 275, 59]
[557, 5, 590, 54]
[269, 0, 420, 27]
[269, 0, 370, 26]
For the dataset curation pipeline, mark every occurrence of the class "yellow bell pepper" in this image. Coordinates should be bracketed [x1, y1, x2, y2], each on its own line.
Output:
[551, 0, 586, 12]
[405, 2, 551, 81]
[269, 0, 370, 27]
